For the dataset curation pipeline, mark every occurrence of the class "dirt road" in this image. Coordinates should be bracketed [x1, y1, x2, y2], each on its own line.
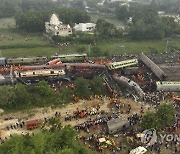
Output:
[0, 97, 147, 139]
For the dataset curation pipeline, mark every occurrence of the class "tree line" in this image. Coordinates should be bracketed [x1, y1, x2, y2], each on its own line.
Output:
[0, 125, 94, 154]
[115, 1, 180, 40]
[15, 8, 90, 33]
[0, 81, 71, 111]
[0, 0, 62, 18]
[2, 0, 180, 41]
[0, 76, 106, 112]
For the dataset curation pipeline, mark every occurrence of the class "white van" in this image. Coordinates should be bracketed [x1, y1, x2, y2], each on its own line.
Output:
[129, 146, 147, 154]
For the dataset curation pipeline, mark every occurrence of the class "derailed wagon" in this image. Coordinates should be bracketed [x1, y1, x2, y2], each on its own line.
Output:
[139, 53, 166, 80]
[156, 81, 180, 92]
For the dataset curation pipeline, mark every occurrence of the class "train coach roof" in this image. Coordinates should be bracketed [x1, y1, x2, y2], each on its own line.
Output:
[139, 53, 166, 80]
[15, 69, 64, 73]
[106, 59, 138, 65]
[156, 81, 180, 85]
[51, 53, 87, 58]
[8, 57, 47, 59]
[107, 117, 129, 132]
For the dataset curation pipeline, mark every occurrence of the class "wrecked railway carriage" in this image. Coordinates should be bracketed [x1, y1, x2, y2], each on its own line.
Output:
[139, 53, 166, 80]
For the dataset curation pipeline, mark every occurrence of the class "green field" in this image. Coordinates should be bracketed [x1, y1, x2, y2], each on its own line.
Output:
[97, 40, 167, 54]
[0, 28, 59, 57]
[0, 18, 180, 57]
[1, 45, 85, 57]
[0, 18, 15, 29]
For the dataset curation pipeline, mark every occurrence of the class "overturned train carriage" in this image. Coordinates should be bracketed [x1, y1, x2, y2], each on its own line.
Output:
[139, 53, 166, 80]
[112, 75, 145, 97]
[156, 81, 180, 92]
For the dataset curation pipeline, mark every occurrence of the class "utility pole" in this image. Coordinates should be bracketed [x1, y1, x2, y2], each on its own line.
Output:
[0, 50, 2, 57]
[166, 40, 169, 53]
[88, 44, 91, 58]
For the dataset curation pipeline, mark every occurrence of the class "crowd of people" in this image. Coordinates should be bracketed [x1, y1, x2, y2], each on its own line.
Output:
[6, 120, 25, 131]
[65, 105, 101, 121]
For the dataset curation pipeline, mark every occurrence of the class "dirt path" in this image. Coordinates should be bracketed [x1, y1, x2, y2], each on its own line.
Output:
[0, 97, 151, 139]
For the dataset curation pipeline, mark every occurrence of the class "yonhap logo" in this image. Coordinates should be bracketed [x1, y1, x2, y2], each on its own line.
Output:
[141, 128, 157, 147]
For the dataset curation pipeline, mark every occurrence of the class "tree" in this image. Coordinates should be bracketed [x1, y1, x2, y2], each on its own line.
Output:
[57, 8, 90, 26]
[59, 88, 73, 104]
[141, 112, 159, 130]
[0, 126, 94, 154]
[132, 1, 158, 25]
[15, 10, 50, 32]
[12, 84, 31, 109]
[160, 17, 180, 37]
[157, 103, 175, 128]
[15, 8, 90, 33]
[0, 0, 21, 18]
[35, 80, 54, 97]
[91, 76, 106, 95]
[75, 77, 91, 98]
[115, 5, 130, 21]
[128, 1, 169, 40]
[20, 0, 57, 12]
[141, 104, 175, 130]
[96, 19, 121, 38]
[31, 132, 46, 154]
[0, 86, 14, 108]
[58, 148, 74, 154]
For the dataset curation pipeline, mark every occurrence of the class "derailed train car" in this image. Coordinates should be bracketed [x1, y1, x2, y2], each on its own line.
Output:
[156, 81, 180, 92]
[51, 53, 87, 62]
[0, 57, 47, 66]
[106, 59, 138, 70]
[112, 75, 145, 97]
[139, 53, 166, 80]
[14, 69, 65, 83]
[7, 57, 47, 65]
[0, 54, 87, 66]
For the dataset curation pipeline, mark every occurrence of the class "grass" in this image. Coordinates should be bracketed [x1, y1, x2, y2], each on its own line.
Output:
[0, 28, 59, 57]
[0, 18, 15, 29]
[1, 45, 82, 57]
[0, 29, 48, 46]
[97, 39, 167, 54]
[0, 18, 180, 57]
[2, 47, 58, 57]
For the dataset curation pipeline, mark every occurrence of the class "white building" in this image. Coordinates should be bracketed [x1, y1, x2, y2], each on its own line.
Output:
[45, 14, 72, 37]
[73, 23, 96, 32]
[158, 12, 180, 24]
